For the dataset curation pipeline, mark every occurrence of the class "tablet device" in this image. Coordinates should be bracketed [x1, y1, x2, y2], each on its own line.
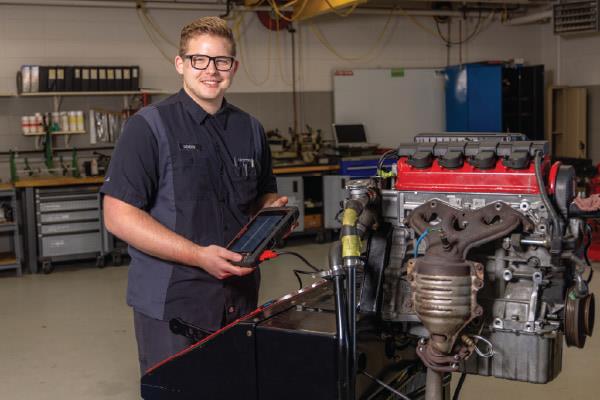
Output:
[227, 207, 299, 267]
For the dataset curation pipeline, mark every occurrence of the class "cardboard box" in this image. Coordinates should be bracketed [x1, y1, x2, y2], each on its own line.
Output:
[304, 214, 322, 230]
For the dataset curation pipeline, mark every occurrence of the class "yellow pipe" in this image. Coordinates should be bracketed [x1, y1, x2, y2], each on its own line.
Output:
[292, 0, 366, 21]
[341, 208, 361, 257]
[342, 235, 361, 257]
[342, 207, 358, 226]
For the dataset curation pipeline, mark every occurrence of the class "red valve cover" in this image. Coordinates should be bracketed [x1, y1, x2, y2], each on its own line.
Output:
[395, 156, 551, 195]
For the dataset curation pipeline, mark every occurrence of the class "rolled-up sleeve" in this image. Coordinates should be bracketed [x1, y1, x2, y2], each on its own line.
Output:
[100, 114, 158, 210]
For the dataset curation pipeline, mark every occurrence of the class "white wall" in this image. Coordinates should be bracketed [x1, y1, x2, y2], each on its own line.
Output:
[0, 5, 547, 95]
[556, 35, 600, 86]
[539, 22, 600, 87]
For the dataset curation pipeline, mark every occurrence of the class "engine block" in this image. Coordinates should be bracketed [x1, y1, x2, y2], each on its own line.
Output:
[361, 139, 595, 385]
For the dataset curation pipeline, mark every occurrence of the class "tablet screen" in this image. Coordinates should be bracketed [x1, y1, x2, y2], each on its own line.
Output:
[229, 214, 285, 253]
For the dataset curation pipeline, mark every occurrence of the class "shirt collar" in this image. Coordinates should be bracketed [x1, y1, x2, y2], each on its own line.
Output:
[178, 89, 231, 128]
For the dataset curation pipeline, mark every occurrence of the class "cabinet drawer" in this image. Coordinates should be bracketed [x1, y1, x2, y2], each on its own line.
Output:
[41, 232, 101, 257]
[39, 210, 100, 223]
[37, 199, 99, 212]
[40, 221, 100, 235]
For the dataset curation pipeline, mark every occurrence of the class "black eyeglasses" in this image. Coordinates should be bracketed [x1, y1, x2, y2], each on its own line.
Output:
[184, 54, 236, 71]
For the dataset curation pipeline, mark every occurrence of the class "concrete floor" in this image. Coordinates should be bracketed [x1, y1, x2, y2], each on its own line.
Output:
[0, 240, 597, 399]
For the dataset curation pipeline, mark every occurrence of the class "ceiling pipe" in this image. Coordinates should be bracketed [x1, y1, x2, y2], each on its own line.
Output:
[504, 8, 552, 25]
[0, 0, 499, 17]
[0, 0, 247, 11]
[353, 8, 495, 17]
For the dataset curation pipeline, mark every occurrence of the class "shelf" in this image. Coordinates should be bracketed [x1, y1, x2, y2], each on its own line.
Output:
[0, 252, 17, 266]
[19, 89, 169, 97]
[23, 130, 86, 136]
[0, 223, 16, 233]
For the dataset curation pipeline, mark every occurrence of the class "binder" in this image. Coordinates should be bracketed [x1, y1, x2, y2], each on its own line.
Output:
[89, 67, 98, 91]
[19, 65, 31, 93]
[106, 67, 116, 91]
[73, 67, 82, 91]
[47, 66, 57, 92]
[64, 66, 74, 91]
[56, 66, 66, 91]
[81, 67, 90, 91]
[123, 67, 132, 90]
[31, 65, 40, 92]
[115, 67, 123, 91]
[131, 66, 140, 91]
[98, 67, 107, 91]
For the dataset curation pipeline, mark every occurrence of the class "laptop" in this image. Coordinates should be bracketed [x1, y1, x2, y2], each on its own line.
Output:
[332, 124, 378, 148]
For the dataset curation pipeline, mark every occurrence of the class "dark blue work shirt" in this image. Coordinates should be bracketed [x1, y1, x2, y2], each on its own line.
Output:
[100, 89, 277, 331]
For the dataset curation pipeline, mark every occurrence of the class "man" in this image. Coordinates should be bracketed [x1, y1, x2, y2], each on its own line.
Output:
[101, 16, 287, 374]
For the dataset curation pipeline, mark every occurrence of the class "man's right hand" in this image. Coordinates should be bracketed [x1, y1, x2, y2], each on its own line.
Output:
[195, 245, 254, 280]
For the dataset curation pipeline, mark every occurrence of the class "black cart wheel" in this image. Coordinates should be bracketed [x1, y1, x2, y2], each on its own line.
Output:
[42, 260, 54, 274]
[112, 252, 123, 266]
[315, 231, 327, 244]
[96, 256, 105, 268]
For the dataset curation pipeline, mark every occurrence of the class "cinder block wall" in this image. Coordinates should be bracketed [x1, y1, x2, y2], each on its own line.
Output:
[0, 4, 553, 181]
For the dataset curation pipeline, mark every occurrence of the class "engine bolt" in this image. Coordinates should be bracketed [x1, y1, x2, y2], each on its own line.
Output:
[440, 232, 451, 251]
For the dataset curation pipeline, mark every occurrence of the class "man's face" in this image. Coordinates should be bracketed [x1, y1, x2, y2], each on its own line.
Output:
[175, 34, 238, 110]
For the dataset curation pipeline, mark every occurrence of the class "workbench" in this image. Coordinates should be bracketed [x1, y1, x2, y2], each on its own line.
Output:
[0, 183, 22, 276]
[13, 165, 344, 273]
[13, 176, 105, 188]
[272, 164, 339, 175]
[15, 176, 108, 273]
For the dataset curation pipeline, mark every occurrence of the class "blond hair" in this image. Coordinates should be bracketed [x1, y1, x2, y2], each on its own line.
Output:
[179, 16, 236, 57]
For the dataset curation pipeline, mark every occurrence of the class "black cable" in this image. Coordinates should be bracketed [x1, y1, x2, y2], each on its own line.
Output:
[452, 372, 467, 400]
[434, 7, 483, 46]
[584, 224, 595, 284]
[277, 251, 322, 272]
[534, 150, 563, 249]
[584, 223, 593, 266]
[361, 370, 412, 400]
[377, 149, 398, 173]
[364, 362, 418, 400]
[293, 269, 317, 289]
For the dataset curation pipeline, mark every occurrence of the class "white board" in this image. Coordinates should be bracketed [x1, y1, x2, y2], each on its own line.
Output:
[333, 68, 445, 148]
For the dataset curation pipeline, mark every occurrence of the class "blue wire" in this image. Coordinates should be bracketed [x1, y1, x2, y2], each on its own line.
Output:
[413, 227, 441, 259]
[414, 228, 430, 259]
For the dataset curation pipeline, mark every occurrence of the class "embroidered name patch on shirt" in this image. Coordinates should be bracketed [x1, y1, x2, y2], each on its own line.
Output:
[179, 143, 202, 151]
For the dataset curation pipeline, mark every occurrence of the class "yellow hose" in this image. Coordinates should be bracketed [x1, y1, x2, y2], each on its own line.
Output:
[341, 208, 361, 257]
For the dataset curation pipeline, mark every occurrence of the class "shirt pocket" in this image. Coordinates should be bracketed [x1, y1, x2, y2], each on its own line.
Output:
[172, 147, 213, 201]
[231, 162, 258, 213]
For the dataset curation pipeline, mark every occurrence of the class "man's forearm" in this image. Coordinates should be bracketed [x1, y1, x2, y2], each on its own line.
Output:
[103, 195, 200, 267]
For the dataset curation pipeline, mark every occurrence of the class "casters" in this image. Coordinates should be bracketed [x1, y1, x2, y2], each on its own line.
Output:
[96, 255, 105, 268]
[111, 252, 123, 266]
[41, 260, 54, 274]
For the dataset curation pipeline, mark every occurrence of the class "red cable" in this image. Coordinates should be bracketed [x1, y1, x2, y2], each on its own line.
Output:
[258, 250, 279, 262]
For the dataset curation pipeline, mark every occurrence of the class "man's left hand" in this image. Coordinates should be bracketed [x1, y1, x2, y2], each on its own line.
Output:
[264, 195, 288, 208]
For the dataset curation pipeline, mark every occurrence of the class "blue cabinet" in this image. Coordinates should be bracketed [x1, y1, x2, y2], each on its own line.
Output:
[445, 63, 545, 140]
[445, 63, 503, 132]
[339, 157, 396, 178]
